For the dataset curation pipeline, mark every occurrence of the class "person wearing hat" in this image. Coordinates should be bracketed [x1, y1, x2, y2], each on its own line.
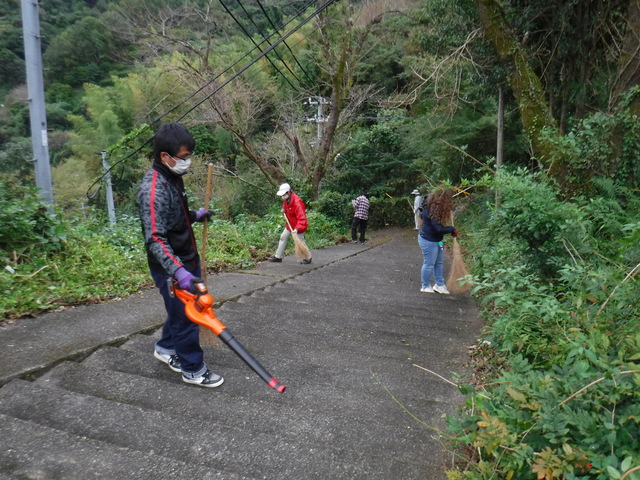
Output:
[268, 183, 312, 264]
[412, 189, 424, 230]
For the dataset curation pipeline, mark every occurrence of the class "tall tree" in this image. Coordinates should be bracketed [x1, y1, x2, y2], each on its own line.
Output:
[610, 0, 640, 112]
[473, 0, 639, 187]
[106, 0, 397, 199]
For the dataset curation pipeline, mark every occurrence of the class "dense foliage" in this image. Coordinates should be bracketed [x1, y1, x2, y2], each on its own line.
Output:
[444, 160, 639, 477]
[0, 177, 345, 320]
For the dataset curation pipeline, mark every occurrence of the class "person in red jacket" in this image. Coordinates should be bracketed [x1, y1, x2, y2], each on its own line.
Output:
[268, 183, 312, 264]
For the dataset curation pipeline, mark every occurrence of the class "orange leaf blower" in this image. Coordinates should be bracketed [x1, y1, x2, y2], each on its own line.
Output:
[169, 279, 286, 393]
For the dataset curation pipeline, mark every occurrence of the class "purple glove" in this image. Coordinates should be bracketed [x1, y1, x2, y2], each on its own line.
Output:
[195, 208, 213, 222]
[174, 267, 196, 291]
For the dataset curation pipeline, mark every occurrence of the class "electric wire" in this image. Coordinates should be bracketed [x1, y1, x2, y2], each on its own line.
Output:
[218, 0, 299, 91]
[234, 0, 306, 88]
[87, 0, 335, 199]
[150, 0, 318, 125]
[254, 0, 315, 86]
[175, 0, 337, 123]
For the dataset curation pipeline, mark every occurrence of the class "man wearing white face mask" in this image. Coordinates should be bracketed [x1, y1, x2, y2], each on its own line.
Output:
[138, 122, 223, 389]
[268, 182, 312, 264]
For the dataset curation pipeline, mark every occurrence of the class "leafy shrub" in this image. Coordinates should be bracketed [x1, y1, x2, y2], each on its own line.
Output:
[445, 170, 640, 480]
[314, 190, 353, 225]
[1, 214, 148, 319]
[0, 179, 67, 262]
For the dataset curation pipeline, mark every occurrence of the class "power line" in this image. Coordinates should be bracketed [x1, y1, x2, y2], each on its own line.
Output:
[153, 0, 318, 124]
[176, 0, 337, 123]
[254, 0, 315, 86]
[218, 0, 299, 91]
[235, 0, 307, 88]
[87, 0, 337, 199]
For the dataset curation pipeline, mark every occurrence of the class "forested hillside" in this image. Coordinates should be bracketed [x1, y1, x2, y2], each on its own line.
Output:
[1, 0, 639, 478]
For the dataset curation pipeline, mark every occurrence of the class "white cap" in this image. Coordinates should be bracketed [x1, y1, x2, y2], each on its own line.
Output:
[277, 183, 291, 196]
[411, 189, 420, 195]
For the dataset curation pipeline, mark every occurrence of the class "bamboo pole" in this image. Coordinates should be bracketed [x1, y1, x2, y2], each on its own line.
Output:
[200, 163, 213, 279]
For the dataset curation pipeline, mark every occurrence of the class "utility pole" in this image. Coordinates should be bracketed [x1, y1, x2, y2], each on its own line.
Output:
[304, 96, 329, 143]
[496, 85, 504, 170]
[496, 85, 505, 207]
[21, 0, 54, 208]
[101, 151, 116, 227]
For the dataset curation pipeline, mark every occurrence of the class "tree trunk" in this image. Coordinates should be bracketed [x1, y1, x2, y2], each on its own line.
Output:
[475, 0, 566, 181]
[610, 0, 640, 113]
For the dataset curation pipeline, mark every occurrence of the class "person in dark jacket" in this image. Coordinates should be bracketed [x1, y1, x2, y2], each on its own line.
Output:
[418, 187, 458, 294]
[268, 182, 312, 264]
[137, 122, 223, 388]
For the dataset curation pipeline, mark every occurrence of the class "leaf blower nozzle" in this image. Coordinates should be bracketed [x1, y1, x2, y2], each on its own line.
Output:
[170, 279, 287, 393]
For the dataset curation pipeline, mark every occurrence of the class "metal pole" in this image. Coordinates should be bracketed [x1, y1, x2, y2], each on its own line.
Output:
[21, 0, 53, 208]
[101, 151, 116, 226]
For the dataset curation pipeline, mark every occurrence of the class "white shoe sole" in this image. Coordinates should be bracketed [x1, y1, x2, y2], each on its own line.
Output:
[154, 350, 181, 373]
[182, 375, 224, 388]
[433, 286, 450, 295]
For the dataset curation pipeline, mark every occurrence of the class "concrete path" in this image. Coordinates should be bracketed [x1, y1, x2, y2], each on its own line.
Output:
[0, 228, 482, 479]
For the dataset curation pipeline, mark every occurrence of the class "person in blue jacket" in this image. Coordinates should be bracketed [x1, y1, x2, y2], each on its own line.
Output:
[138, 122, 223, 388]
[418, 187, 458, 294]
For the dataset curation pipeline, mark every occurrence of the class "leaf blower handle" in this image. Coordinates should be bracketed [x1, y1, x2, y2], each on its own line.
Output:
[175, 267, 197, 292]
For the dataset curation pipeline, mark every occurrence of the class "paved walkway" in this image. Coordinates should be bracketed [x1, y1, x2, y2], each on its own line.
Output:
[0, 228, 482, 479]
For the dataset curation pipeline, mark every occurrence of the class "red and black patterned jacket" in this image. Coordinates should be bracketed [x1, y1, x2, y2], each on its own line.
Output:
[137, 163, 199, 275]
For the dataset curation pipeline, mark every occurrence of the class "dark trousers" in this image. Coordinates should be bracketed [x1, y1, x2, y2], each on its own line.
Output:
[151, 262, 204, 374]
[351, 217, 368, 242]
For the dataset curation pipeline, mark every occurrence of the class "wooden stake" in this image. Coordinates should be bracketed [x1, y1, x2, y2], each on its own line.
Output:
[201, 163, 213, 279]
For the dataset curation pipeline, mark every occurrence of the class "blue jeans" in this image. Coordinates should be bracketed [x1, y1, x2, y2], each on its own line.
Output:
[418, 235, 445, 289]
[151, 264, 206, 376]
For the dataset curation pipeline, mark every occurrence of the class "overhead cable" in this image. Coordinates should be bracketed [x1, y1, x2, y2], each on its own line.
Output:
[234, 0, 306, 88]
[176, 0, 338, 123]
[218, 0, 300, 91]
[153, 0, 318, 124]
[87, 0, 335, 199]
[255, 0, 315, 85]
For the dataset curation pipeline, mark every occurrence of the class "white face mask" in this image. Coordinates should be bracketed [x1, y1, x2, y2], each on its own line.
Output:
[281, 193, 290, 200]
[168, 156, 191, 175]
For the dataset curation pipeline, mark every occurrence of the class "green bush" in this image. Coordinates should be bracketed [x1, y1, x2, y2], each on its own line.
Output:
[0, 179, 67, 262]
[445, 170, 640, 480]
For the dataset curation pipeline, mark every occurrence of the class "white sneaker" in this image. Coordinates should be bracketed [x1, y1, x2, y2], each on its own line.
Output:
[420, 286, 434, 293]
[433, 284, 450, 295]
[182, 369, 224, 388]
[154, 350, 181, 373]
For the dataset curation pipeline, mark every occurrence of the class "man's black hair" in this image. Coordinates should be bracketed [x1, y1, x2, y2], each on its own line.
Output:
[153, 123, 196, 163]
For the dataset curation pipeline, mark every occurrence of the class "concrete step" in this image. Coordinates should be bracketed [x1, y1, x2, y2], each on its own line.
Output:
[24, 367, 438, 479]
[38, 355, 449, 455]
[75, 346, 453, 444]
[0, 411, 229, 479]
[117, 332, 463, 408]
[5, 378, 411, 479]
